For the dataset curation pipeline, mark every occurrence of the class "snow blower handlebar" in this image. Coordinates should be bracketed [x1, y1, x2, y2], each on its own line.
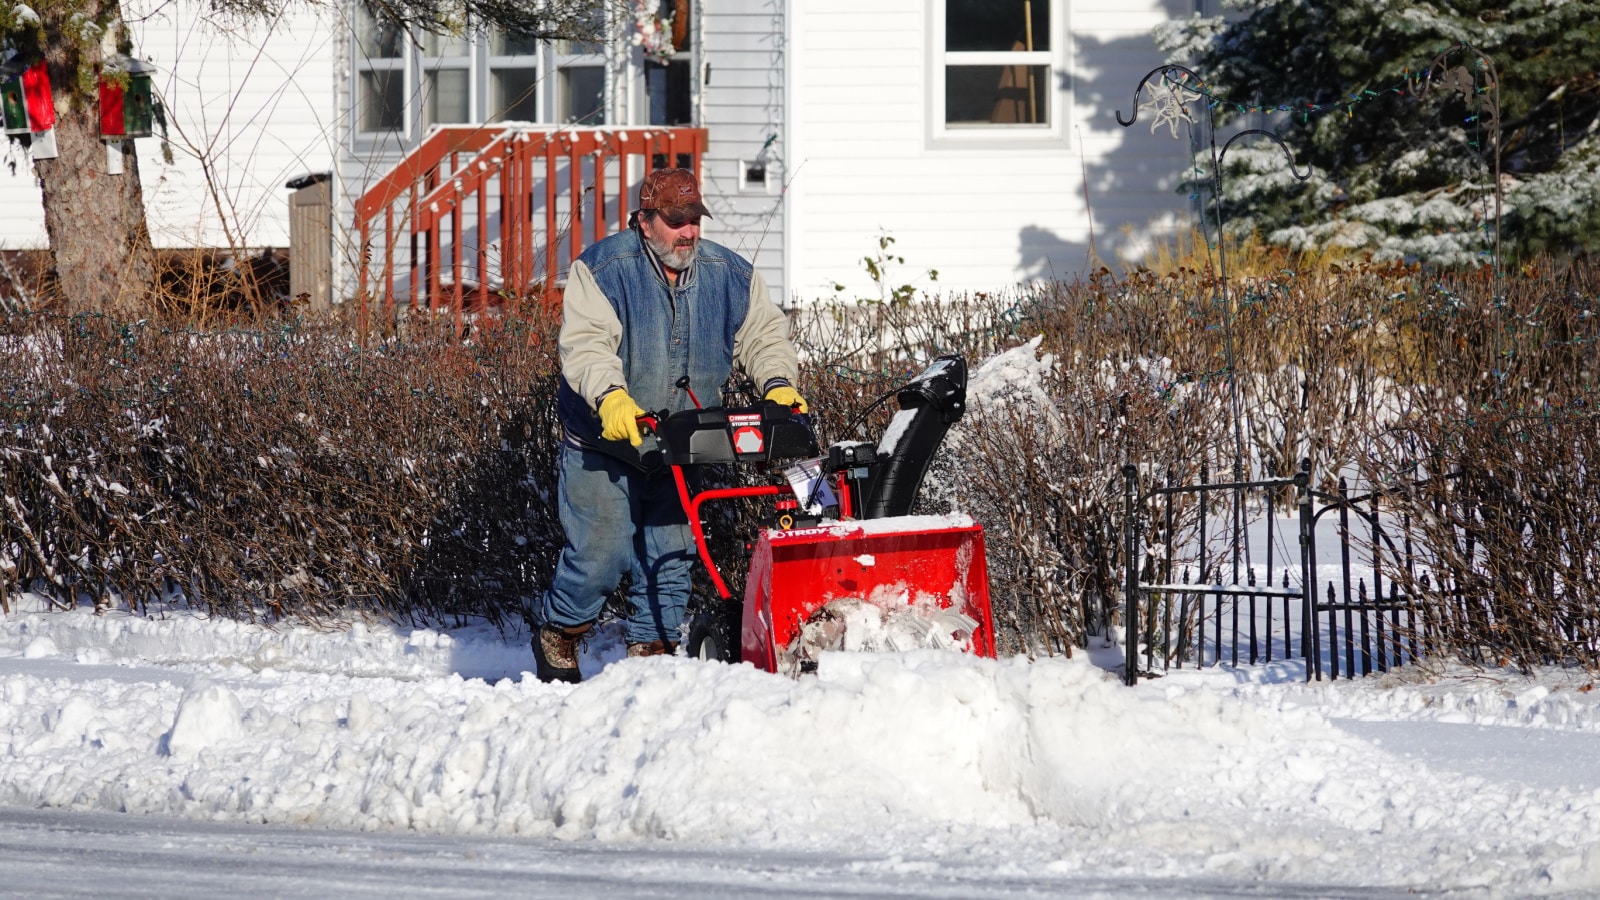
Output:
[638, 401, 822, 599]
[858, 355, 966, 519]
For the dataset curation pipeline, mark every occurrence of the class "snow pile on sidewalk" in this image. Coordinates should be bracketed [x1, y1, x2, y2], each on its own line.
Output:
[3, 599, 1600, 895]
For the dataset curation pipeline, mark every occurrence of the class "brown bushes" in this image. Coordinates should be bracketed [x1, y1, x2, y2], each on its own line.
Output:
[0, 247, 296, 322]
[3, 256, 1599, 670]
[794, 256, 1600, 666]
[1362, 263, 1600, 668]
[0, 311, 563, 626]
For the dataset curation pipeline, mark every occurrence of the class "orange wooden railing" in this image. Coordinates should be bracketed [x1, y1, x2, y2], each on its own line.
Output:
[354, 125, 708, 332]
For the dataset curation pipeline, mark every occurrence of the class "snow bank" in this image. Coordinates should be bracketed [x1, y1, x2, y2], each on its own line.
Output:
[3, 602, 1600, 893]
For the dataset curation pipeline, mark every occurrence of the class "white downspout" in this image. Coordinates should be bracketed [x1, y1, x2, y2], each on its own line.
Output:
[782, 1, 801, 307]
[330, 2, 350, 304]
[693, 2, 705, 127]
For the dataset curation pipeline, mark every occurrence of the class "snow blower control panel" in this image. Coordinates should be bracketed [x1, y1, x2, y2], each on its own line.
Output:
[654, 402, 819, 466]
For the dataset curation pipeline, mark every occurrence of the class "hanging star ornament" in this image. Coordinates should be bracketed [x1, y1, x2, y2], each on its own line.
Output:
[1141, 82, 1198, 139]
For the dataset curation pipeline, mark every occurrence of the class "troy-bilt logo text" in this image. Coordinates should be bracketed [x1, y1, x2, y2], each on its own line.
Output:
[728, 414, 763, 454]
[770, 524, 863, 541]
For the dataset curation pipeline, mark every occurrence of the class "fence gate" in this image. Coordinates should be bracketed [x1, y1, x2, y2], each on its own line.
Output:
[1121, 460, 1428, 685]
[1301, 478, 1428, 681]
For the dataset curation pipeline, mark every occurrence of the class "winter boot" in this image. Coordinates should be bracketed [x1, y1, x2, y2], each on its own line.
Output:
[626, 640, 678, 658]
[533, 622, 592, 683]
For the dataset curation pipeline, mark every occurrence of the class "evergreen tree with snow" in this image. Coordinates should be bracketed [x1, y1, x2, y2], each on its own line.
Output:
[1155, 0, 1600, 266]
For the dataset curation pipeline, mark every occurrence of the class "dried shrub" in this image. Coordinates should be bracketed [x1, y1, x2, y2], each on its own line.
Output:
[4, 254, 1599, 674]
[0, 246, 298, 320]
[792, 256, 1600, 668]
[1363, 262, 1600, 668]
[148, 248, 294, 324]
[0, 249, 55, 312]
[0, 308, 563, 626]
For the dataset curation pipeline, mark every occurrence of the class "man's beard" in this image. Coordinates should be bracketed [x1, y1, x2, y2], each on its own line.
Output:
[645, 230, 697, 270]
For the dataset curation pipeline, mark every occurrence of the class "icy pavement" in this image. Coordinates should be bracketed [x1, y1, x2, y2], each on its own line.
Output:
[0, 805, 1420, 899]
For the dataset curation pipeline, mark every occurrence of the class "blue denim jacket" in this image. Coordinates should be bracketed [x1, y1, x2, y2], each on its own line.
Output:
[556, 228, 754, 448]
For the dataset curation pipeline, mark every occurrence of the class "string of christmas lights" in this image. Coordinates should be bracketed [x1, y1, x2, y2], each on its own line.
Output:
[1151, 42, 1498, 125]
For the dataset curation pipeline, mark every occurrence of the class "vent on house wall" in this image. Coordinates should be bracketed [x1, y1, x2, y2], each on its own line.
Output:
[739, 160, 774, 193]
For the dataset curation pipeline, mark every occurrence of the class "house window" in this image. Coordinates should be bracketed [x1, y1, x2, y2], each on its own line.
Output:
[360, 70, 405, 132]
[355, 8, 406, 133]
[422, 32, 473, 127]
[490, 33, 541, 121]
[351, 7, 623, 143]
[645, 0, 692, 125]
[935, 0, 1060, 137]
[554, 39, 605, 125]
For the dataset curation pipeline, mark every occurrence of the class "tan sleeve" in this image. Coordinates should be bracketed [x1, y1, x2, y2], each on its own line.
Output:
[558, 260, 628, 408]
[733, 268, 800, 390]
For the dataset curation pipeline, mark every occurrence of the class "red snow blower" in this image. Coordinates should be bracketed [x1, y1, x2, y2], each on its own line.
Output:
[639, 355, 994, 675]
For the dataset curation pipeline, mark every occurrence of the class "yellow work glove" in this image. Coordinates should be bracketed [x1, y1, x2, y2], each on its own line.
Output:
[764, 385, 809, 414]
[599, 389, 646, 446]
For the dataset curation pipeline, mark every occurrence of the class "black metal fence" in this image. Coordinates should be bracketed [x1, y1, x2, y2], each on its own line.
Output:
[1303, 478, 1428, 680]
[1121, 460, 1429, 685]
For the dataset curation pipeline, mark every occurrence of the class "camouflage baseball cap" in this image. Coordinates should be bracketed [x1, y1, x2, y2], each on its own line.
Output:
[638, 167, 711, 220]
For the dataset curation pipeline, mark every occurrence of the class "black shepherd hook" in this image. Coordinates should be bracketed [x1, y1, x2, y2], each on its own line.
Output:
[1116, 66, 1315, 538]
[1116, 72, 1312, 287]
[1218, 129, 1312, 182]
[1211, 128, 1312, 289]
[1422, 43, 1500, 145]
[1115, 64, 1206, 127]
[1421, 42, 1502, 267]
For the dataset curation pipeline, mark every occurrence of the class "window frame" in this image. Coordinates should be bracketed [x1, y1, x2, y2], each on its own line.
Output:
[487, 36, 544, 123]
[349, 10, 621, 149]
[353, 6, 411, 139]
[928, 0, 1070, 147]
[420, 34, 476, 129]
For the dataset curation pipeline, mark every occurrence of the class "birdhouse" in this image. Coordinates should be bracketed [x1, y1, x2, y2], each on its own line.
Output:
[2, 60, 54, 136]
[99, 57, 157, 139]
[0, 77, 26, 135]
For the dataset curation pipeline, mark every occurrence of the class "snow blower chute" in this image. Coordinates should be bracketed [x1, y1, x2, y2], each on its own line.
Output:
[641, 355, 994, 675]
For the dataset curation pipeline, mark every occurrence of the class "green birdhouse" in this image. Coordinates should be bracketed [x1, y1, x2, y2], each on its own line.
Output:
[0, 77, 26, 135]
[99, 57, 157, 139]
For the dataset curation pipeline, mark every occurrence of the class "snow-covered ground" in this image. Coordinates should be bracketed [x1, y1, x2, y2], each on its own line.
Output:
[3, 597, 1600, 898]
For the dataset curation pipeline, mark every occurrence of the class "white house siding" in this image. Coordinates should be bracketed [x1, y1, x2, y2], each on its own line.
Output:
[698, 1, 788, 302]
[133, 5, 340, 250]
[0, 131, 43, 247]
[789, 0, 1202, 301]
[0, 3, 338, 251]
[0, 152, 47, 249]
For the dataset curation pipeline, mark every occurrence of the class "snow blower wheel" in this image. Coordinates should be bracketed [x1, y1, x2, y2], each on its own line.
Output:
[686, 600, 741, 664]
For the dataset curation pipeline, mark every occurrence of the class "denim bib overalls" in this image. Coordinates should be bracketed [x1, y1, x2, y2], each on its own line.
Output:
[534, 229, 753, 644]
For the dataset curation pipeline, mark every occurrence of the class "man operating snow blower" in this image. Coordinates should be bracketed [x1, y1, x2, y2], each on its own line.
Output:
[527, 167, 807, 684]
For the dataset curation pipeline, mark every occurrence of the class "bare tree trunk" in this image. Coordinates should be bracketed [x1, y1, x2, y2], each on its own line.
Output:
[34, 0, 155, 314]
